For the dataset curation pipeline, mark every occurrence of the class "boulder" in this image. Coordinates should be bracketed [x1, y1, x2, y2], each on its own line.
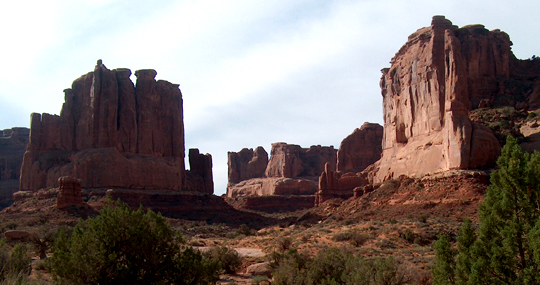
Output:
[4, 230, 31, 241]
[246, 262, 272, 278]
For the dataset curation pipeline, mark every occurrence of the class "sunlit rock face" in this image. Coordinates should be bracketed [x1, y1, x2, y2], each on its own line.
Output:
[372, 15, 535, 181]
[20, 61, 212, 194]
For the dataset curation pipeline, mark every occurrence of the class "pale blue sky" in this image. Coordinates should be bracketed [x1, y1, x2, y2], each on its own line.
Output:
[1, 0, 539, 195]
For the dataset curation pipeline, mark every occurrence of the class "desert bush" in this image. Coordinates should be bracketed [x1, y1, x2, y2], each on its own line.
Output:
[203, 246, 242, 274]
[272, 247, 413, 285]
[237, 224, 256, 236]
[332, 231, 371, 247]
[275, 237, 292, 253]
[376, 238, 395, 249]
[399, 228, 416, 244]
[29, 227, 56, 260]
[49, 198, 220, 285]
[251, 275, 269, 284]
[0, 243, 32, 282]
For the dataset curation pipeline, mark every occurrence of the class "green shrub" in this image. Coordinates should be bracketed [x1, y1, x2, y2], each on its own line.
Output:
[272, 247, 412, 285]
[49, 198, 220, 285]
[204, 246, 242, 274]
[333, 231, 371, 247]
[237, 224, 256, 236]
[433, 136, 540, 284]
[0, 243, 32, 281]
[251, 275, 269, 284]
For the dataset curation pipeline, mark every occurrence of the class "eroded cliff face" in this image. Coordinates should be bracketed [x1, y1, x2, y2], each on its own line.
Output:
[315, 123, 383, 205]
[226, 143, 336, 199]
[20, 61, 212, 193]
[337, 122, 383, 173]
[374, 16, 518, 182]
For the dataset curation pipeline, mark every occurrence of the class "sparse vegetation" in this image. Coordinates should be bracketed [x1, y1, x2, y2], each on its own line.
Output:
[49, 198, 221, 284]
[203, 246, 243, 274]
[272, 247, 413, 284]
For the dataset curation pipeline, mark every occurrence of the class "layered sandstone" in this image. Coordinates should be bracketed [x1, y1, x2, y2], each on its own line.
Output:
[337, 122, 383, 173]
[227, 143, 336, 198]
[56, 176, 84, 209]
[0, 128, 29, 208]
[374, 16, 514, 182]
[228, 147, 268, 184]
[315, 123, 383, 205]
[20, 61, 212, 194]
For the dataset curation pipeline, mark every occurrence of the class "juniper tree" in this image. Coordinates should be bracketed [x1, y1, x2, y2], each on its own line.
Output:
[434, 136, 540, 284]
[50, 198, 220, 285]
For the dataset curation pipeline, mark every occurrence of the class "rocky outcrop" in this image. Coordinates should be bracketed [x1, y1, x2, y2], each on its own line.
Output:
[185, 149, 213, 194]
[19, 61, 212, 194]
[56, 176, 84, 209]
[226, 143, 336, 198]
[228, 147, 268, 185]
[337, 123, 383, 173]
[314, 123, 383, 205]
[315, 162, 370, 205]
[265, 143, 336, 178]
[0, 128, 29, 208]
[374, 16, 517, 182]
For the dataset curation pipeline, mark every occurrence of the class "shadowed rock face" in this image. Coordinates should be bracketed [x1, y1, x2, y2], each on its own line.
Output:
[373, 16, 532, 182]
[228, 147, 268, 185]
[56, 176, 84, 209]
[337, 122, 383, 173]
[0, 128, 29, 181]
[0, 128, 29, 208]
[20, 61, 211, 193]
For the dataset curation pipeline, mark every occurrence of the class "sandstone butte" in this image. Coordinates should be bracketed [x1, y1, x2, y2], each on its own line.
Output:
[316, 16, 540, 205]
[225, 143, 338, 212]
[19, 60, 213, 196]
[0, 128, 29, 207]
[372, 16, 540, 182]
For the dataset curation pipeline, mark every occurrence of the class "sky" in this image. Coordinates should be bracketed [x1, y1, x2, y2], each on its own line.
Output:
[1, 0, 539, 196]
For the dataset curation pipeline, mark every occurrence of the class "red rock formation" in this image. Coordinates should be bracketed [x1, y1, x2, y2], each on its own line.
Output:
[56, 176, 84, 209]
[225, 195, 315, 213]
[315, 162, 369, 205]
[228, 147, 268, 185]
[374, 16, 509, 182]
[185, 149, 213, 194]
[265, 143, 336, 178]
[337, 123, 383, 173]
[226, 143, 336, 198]
[19, 60, 211, 194]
